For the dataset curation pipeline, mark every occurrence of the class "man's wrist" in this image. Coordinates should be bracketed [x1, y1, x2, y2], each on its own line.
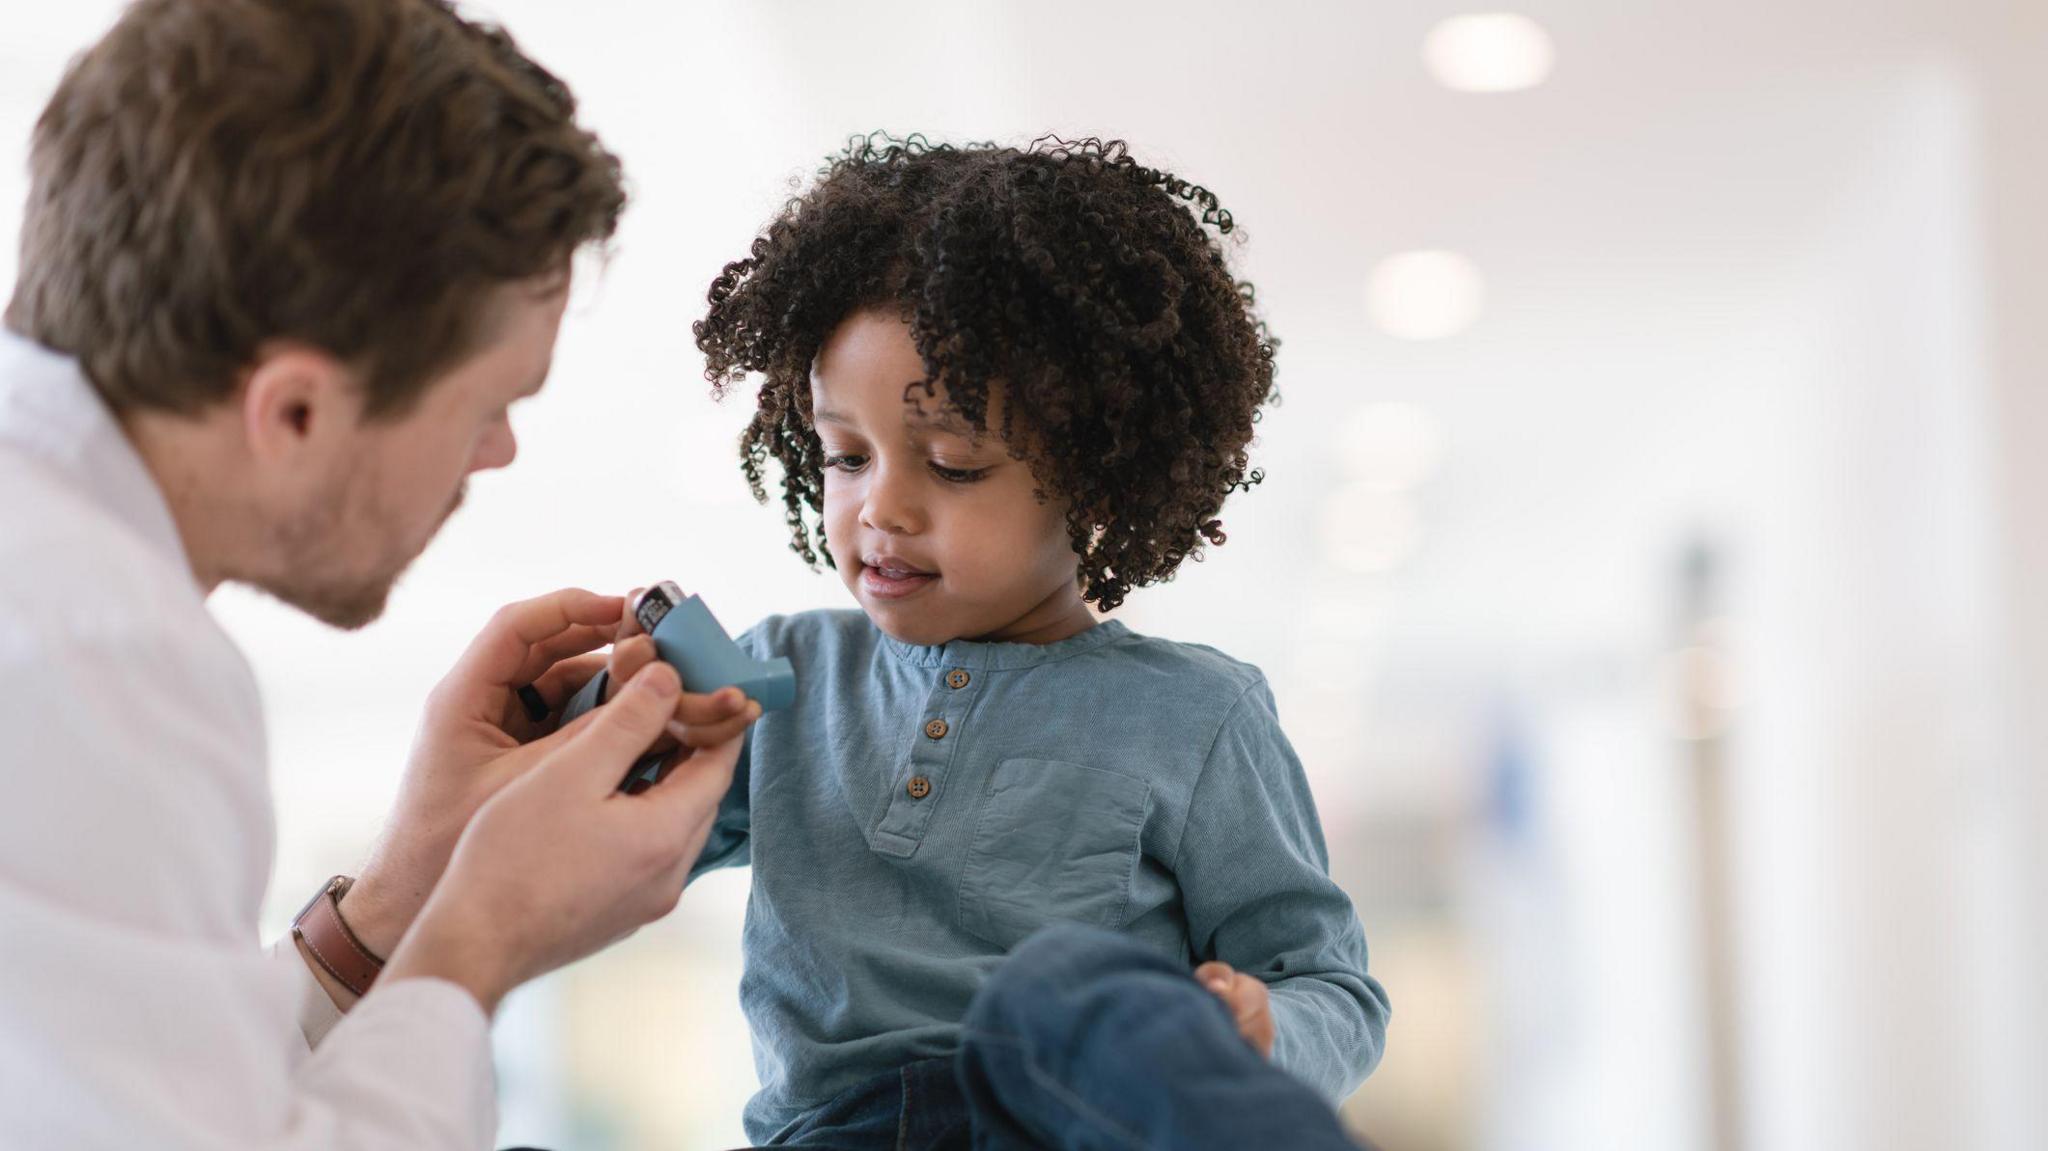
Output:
[296, 931, 364, 1013]
[383, 902, 517, 1019]
[338, 868, 416, 958]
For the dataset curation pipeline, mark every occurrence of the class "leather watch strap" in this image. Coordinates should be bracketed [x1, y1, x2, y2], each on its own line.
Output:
[292, 875, 385, 997]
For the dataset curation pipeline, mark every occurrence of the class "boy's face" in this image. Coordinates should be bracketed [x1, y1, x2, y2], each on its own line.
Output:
[810, 311, 1092, 647]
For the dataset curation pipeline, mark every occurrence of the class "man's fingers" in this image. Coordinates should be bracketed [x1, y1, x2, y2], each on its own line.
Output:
[618, 588, 648, 638]
[636, 731, 743, 843]
[604, 636, 660, 703]
[450, 589, 625, 698]
[556, 662, 680, 791]
[504, 623, 617, 693]
[525, 652, 610, 712]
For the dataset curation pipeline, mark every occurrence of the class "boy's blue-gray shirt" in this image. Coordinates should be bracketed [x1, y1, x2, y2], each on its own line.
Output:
[697, 610, 1388, 1143]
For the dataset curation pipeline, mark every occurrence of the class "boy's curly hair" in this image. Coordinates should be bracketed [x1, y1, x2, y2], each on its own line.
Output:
[693, 133, 1277, 612]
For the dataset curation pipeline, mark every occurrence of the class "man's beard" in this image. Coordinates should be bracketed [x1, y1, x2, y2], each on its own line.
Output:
[258, 478, 468, 631]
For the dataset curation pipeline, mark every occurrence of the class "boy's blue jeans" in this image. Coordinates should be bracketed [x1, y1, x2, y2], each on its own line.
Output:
[756, 924, 1364, 1151]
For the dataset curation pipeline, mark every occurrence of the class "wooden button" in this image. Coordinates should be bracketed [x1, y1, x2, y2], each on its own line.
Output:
[924, 718, 950, 740]
[947, 669, 971, 690]
[907, 776, 932, 799]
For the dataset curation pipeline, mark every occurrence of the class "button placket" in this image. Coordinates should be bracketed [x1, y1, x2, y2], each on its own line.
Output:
[871, 662, 982, 854]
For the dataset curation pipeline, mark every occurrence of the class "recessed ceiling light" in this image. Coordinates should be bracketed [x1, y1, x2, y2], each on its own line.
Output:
[1423, 13, 1556, 93]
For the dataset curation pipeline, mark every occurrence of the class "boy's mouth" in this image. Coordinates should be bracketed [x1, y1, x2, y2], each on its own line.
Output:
[859, 555, 938, 600]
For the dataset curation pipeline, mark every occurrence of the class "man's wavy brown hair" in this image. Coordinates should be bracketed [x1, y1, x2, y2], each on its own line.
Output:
[694, 134, 1278, 612]
[5, 0, 625, 420]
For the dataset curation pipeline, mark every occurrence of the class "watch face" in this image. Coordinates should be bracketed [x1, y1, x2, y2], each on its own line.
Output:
[635, 581, 683, 634]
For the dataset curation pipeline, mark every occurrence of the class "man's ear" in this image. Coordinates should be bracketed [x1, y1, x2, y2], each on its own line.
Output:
[238, 344, 358, 466]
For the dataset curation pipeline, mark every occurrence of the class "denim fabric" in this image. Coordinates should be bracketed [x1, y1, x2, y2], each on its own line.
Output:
[691, 610, 1389, 1144]
[956, 924, 1364, 1151]
[745, 924, 1364, 1151]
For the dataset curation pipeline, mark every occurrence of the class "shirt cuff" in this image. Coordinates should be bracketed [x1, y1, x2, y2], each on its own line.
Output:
[269, 935, 347, 1050]
[307, 976, 497, 1148]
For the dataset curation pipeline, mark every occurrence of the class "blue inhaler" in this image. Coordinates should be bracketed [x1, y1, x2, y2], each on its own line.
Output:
[556, 582, 795, 792]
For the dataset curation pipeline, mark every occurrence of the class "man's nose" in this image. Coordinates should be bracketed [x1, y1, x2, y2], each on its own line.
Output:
[471, 420, 518, 473]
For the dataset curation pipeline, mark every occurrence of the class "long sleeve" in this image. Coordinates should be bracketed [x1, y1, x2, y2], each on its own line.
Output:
[1170, 677, 1391, 1102]
[686, 624, 774, 877]
[0, 612, 497, 1148]
[277, 936, 348, 1049]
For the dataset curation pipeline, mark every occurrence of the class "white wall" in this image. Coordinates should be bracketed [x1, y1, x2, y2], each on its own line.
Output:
[1729, 60, 2017, 1151]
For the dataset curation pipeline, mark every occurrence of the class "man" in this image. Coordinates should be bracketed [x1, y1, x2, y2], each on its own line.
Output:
[0, 1, 751, 1145]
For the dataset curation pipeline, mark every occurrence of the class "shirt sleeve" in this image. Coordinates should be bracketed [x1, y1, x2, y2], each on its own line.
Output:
[691, 622, 767, 877]
[0, 618, 497, 1149]
[1170, 676, 1392, 1102]
[690, 731, 752, 877]
[275, 937, 347, 1049]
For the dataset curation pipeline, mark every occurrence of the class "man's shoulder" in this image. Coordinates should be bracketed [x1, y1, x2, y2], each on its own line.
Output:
[0, 447, 257, 742]
[0, 450, 211, 654]
[0, 452, 271, 939]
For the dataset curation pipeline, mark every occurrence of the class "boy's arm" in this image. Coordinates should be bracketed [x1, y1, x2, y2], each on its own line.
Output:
[690, 733, 751, 876]
[1172, 677, 1391, 1102]
[687, 624, 768, 875]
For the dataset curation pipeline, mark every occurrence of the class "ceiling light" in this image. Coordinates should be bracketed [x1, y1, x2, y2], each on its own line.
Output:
[1423, 13, 1556, 93]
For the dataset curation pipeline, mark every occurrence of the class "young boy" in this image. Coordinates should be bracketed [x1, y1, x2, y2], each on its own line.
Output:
[582, 135, 1388, 1149]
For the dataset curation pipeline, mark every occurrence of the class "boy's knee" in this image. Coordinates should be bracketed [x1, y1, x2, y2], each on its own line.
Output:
[967, 924, 1249, 1085]
[974, 922, 1191, 1032]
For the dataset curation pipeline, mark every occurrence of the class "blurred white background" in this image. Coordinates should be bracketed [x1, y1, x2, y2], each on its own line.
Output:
[6, 1, 2047, 1148]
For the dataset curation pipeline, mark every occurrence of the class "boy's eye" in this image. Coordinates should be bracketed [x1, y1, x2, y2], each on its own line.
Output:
[930, 462, 990, 484]
[823, 454, 869, 473]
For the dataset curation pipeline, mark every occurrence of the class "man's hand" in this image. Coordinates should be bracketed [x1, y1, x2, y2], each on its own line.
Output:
[337, 589, 628, 964]
[339, 588, 752, 963]
[1197, 961, 1276, 1058]
[382, 660, 746, 1015]
[599, 585, 761, 770]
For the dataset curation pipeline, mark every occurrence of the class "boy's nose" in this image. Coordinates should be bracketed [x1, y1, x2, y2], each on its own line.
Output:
[860, 467, 923, 535]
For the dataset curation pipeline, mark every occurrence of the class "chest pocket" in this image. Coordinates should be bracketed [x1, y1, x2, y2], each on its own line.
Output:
[957, 758, 1151, 950]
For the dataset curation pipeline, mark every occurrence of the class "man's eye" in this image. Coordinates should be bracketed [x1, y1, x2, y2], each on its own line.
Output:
[823, 454, 869, 472]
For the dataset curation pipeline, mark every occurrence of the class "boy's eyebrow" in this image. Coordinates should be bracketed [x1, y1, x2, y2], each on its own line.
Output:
[897, 378, 981, 437]
[812, 407, 855, 426]
[906, 407, 976, 435]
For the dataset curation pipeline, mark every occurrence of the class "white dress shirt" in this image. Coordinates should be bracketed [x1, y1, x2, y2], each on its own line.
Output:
[0, 331, 497, 1148]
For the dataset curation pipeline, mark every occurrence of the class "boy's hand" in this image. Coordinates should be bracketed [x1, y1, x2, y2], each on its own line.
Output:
[601, 586, 760, 753]
[1196, 961, 1275, 1058]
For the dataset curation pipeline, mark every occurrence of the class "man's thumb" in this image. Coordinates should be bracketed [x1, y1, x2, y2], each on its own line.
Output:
[559, 661, 679, 785]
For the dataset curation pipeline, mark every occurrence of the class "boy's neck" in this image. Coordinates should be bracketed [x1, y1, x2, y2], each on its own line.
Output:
[965, 585, 1098, 647]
